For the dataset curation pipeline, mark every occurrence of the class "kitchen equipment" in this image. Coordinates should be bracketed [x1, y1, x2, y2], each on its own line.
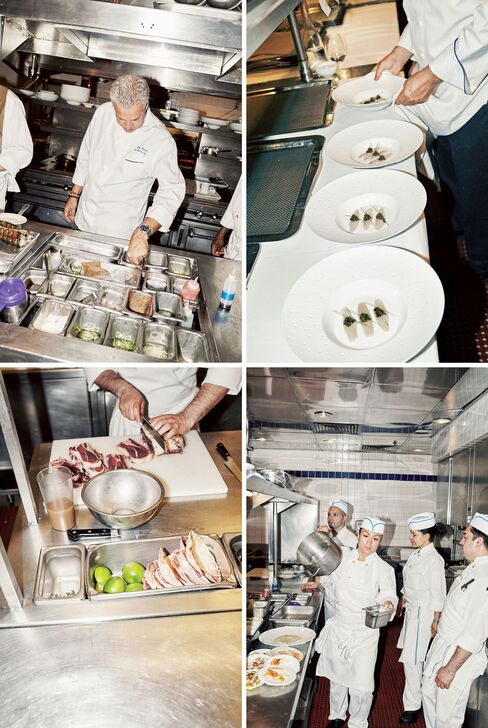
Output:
[141, 415, 167, 451]
[81, 469, 165, 530]
[60, 84, 90, 103]
[140, 321, 177, 359]
[222, 532, 242, 585]
[0, 212, 27, 227]
[256, 469, 294, 489]
[332, 72, 404, 110]
[0, 277, 28, 323]
[363, 604, 394, 628]
[206, 0, 241, 8]
[229, 121, 242, 133]
[201, 117, 230, 128]
[270, 604, 315, 627]
[33, 544, 85, 605]
[30, 299, 74, 334]
[296, 531, 342, 576]
[67, 307, 109, 344]
[38, 465, 76, 531]
[216, 441, 242, 481]
[67, 527, 119, 542]
[176, 329, 209, 362]
[259, 626, 316, 646]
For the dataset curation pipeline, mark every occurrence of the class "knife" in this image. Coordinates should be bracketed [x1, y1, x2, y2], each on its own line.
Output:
[67, 528, 119, 542]
[216, 442, 242, 481]
[141, 416, 167, 451]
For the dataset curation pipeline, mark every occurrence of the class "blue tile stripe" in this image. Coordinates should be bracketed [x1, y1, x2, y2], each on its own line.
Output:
[286, 470, 437, 482]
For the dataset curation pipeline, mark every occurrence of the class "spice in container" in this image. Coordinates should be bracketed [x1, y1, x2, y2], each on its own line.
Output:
[180, 277, 200, 302]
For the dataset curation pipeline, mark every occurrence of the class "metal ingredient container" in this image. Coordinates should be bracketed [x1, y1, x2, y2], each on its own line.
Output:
[85, 534, 237, 601]
[297, 531, 342, 576]
[222, 533, 242, 586]
[177, 329, 209, 362]
[49, 233, 123, 260]
[363, 605, 394, 629]
[140, 322, 176, 360]
[144, 250, 168, 270]
[142, 272, 172, 293]
[67, 307, 109, 344]
[34, 544, 86, 605]
[167, 254, 192, 277]
[20, 269, 47, 294]
[126, 289, 153, 318]
[104, 315, 141, 353]
[96, 284, 129, 312]
[67, 279, 102, 304]
[154, 291, 184, 323]
[169, 275, 200, 307]
[38, 273, 74, 299]
[270, 605, 315, 627]
[121, 251, 143, 269]
[30, 299, 74, 335]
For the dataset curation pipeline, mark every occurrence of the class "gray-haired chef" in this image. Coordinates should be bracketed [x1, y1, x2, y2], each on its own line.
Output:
[0, 86, 33, 211]
[397, 512, 447, 725]
[314, 517, 398, 728]
[422, 512, 488, 728]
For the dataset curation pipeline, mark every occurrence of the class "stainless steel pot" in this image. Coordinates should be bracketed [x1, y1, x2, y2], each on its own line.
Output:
[296, 531, 342, 576]
[363, 605, 394, 629]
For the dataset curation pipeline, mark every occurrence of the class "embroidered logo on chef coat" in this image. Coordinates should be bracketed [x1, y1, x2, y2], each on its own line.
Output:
[125, 145, 148, 164]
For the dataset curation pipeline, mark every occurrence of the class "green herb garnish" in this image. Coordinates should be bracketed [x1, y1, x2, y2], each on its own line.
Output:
[343, 315, 356, 327]
[359, 312, 372, 323]
[374, 306, 386, 318]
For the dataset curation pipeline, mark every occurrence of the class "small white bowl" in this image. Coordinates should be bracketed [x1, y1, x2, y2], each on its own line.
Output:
[60, 84, 90, 103]
[312, 59, 338, 78]
[18, 89, 35, 97]
[66, 100, 82, 106]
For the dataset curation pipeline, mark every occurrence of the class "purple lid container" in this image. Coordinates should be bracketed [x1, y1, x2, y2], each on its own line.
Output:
[0, 277, 27, 308]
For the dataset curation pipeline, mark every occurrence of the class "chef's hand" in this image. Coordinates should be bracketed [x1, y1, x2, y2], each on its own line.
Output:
[317, 524, 332, 535]
[374, 45, 412, 80]
[118, 382, 146, 422]
[127, 227, 149, 265]
[383, 601, 394, 610]
[435, 665, 456, 689]
[301, 582, 320, 592]
[431, 620, 439, 637]
[395, 66, 441, 106]
[211, 228, 228, 257]
[150, 412, 191, 440]
[396, 596, 405, 617]
[64, 197, 78, 223]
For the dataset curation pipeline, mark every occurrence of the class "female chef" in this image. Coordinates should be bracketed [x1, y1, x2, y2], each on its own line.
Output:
[397, 512, 447, 725]
[315, 517, 398, 728]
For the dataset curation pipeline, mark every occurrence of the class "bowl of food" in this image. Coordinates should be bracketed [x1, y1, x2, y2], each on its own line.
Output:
[81, 470, 165, 529]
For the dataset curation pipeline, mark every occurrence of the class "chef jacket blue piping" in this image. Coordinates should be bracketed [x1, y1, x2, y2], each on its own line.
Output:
[453, 37, 470, 94]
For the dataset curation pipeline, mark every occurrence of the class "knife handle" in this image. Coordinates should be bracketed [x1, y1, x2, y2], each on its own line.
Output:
[67, 528, 117, 541]
[216, 442, 230, 460]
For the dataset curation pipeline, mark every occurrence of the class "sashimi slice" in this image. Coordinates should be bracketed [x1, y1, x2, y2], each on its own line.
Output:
[190, 531, 222, 583]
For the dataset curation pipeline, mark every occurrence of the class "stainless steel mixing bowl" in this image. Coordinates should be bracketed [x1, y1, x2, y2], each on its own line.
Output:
[81, 470, 165, 529]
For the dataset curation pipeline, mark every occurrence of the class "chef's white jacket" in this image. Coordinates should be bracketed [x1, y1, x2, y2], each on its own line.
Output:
[0, 90, 33, 211]
[85, 367, 242, 436]
[73, 103, 185, 239]
[320, 526, 358, 619]
[396, 1, 488, 136]
[221, 176, 242, 261]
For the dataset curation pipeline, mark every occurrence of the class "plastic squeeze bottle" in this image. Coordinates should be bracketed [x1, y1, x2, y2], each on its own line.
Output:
[181, 277, 200, 302]
[219, 270, 237, 311]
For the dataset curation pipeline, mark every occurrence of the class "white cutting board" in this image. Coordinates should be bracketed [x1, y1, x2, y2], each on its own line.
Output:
[49, 430, 228, 503]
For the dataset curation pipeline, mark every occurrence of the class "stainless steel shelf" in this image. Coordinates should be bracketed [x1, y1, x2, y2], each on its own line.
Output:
[247, 0, 303, 58]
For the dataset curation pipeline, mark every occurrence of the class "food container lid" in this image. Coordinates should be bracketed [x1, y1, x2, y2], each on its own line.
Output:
[0, 277, 27, 307]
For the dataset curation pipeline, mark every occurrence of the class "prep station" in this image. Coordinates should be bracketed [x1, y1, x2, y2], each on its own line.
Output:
[246, 368, 488, 728]
[0, 371, 242, 726]
[0, 0, 242, 361]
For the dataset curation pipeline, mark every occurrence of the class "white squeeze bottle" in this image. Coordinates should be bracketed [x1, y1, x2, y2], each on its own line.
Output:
[219, 270, 237, 311]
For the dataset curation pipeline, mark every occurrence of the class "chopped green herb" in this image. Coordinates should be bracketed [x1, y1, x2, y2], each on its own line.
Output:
[359, 312, 372, 323]
[374, 306, 386, 318]
[111, 337, 136, 352]
[343, 316, 356, 327]
[349, 213, 360, 222]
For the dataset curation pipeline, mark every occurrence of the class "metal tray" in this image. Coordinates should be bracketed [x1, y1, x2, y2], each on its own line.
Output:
[0, 230, 40, 274]
[37, 272, 74, 299]
[67, 306, 110, 344]
[125, 289, 154, 319]
[153, 291, 184, 323]
[19, 268, 47, 294]
[176, 329, 209, 362]
[29, 299, 75, 335]
[104, 315, 142, 354]
[85, 534, 237, 601]
[139, 321, 177, 360]
[95, 284, 130, 313]
[270, 605, 315, 627]
[221, 533, 242, 586]
[167, 254, 195, 278]
[67, 279, 102, 305]
[143, 250, 168, 271]
[34, 544, 86, 605]
[142, 271, 172, 294]
[59, 257, 142, 289]
[49, 233, 123, 261]
[248, 135, 324, 244]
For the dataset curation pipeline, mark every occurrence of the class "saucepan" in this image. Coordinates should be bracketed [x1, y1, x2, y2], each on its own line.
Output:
[0, 204, 31, 229]
[296, 531, 342, 577]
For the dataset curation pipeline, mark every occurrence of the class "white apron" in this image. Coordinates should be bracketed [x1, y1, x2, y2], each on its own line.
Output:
[320, 526, 357, 621]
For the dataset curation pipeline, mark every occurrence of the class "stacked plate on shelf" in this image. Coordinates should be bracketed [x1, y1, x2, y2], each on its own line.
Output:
[178, 107, 200, 125]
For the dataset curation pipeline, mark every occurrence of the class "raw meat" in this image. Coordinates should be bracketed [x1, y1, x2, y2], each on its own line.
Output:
[104, 453, 129, 471]
[140, 424, 164, 457]
[116, 436, 154, 464]
[164, 434, 185, 454]
[69, 442, 106, 478]
[50, 457, 86, 487]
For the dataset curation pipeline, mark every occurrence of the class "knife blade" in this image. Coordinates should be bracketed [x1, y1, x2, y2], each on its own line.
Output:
[216, 442, 242, 481]
[141, 416, 167, 452]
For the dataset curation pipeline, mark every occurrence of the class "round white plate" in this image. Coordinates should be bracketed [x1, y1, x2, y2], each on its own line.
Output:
[261, 666, 297, 687]
[249, 648, 271, 657]
[332, 72, 404, 110]
[246, 669, 265, 690]
[201, 117, 229, 127]
[282, 245, 444, 363]
[247, 654, 270, 671]
[66, 100, 82, 106]
[0, 213, 26, 225]
[259, 626, 316, 646]
[266, 653, 300, 673]
[18, 89, 35, 97]
[327, 119, 423, 169]
[306, 169, 426, 244]
[270, 647, 304, 662]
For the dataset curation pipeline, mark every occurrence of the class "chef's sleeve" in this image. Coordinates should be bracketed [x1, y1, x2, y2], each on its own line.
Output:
[397, 24, 413, 55]
[429, 561, 446, 612]
[378, 562, 398, 612]
[429, 4, 488, 94]
[221, 178, 242, 230]
[146, 133, 185, 231]
[457, 589, 488, 653]
[84, 368, 119, 391]
[0, 92, 33, 175]
[203, 368, 242, 395]
[72, 108, 99, 187]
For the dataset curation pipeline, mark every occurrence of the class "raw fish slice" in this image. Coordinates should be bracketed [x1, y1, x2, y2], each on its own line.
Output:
[159, 548, 186, 586]
[190, 531, 222, 583]
[348, 209, 360, 233]
[155, 555, 182, 587]
[180, 534, 211, 582]
[362, 207, 374, 231]
[373, 206, 388, 230]
[373, 298, 390, 332]
[168, 549, 193, 585]
[357, 303, 374, 337]
[201, 536, 231, 580]
[143, 562, 162, 590]
[172, 548, 210, 585]
[341, 307, 357, 343]
[359, 145, 375, 163]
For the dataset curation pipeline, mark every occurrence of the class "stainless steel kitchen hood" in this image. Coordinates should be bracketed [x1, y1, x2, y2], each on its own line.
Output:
[0, 0, 241, 95]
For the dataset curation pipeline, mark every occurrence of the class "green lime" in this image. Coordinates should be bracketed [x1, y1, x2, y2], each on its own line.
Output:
[94, 565, 112, 586]
[89, 566, 96, 585]
[103, 576, 126, 594]
[125, 582, 144, 592]
[96, 581, 105, 593]
[122, 562, 146, 584]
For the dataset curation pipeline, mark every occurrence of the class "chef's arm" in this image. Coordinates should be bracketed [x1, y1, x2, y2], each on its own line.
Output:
[93, 370, 146, 422]
[145, 138, 185, 232]
[431, 610, 441, 636]
[150, 384, 230, 439]
[374, 23, 413, 81]
[378, 565, 399, 614]
[435, 646, 472, 689]
[0, 93, 33, 175]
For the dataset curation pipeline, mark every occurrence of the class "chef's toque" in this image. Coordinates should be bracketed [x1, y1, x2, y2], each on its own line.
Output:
[470, 512, 488, 536]
[360, 517, 385, 535]
[407, 512, 436, 530]
[329, 499, 348, 515]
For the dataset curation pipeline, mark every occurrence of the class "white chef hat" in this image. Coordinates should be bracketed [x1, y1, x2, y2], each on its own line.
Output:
[470, 512, 488, 536]
[360, 517, 385, 535]
[408, 512, 436, 531]
[329, 499, 348, 515]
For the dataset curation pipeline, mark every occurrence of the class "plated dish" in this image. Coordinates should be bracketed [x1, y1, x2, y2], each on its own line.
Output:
[332, 71, 405, 110]
[246, 670, 265, 690]
[282, 245, 444, 362]
[327, 119, 424, 169]
[270, 647, 304, 662]
[267, 654, 300, 672]
[259, 626, 316, 646]
[261, 667, 297, 686]
[305, 169, 427, 244]
[247, 654, 269, 671]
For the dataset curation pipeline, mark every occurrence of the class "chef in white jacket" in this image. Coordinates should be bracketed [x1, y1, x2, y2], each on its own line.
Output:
[374, 2, 488, 280]
[315, 517, 398, 728]
[397, 512, 447, 725]
[0, 87, 33, 211]
[65, 75, 185, 265]
[421, 512, 488, 728]
[84, 367, 242, 437]
[211, 176, 242, 260]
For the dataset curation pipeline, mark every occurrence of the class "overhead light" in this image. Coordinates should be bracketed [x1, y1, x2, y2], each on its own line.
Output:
[413, 448, 425, 453]
[322, 439, 336, 444]
[433, 417, 452, 425]
[314, 410, 333, 418]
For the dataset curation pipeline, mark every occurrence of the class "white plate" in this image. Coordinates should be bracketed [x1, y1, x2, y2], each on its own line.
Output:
[18, 89, 35, 97]
[0, 213, 26, 226]
[36, 92, 59, 101]
[249, 648, 271, 657]
[201, 117, 229, 127]
[266, 653, 300, 673]
[306, 169, 426, 244]
[261, 666, 297, 687]
[247, 654, 270, 671]
[270, 647, 304, 662]
[66, 100, 82, 106]
[332, 72, 405, 110]
[282, 245, 444, 363]
[246, 670, 265, 690]
[259, 626, 316, 646]
[327, 119, 423, 169]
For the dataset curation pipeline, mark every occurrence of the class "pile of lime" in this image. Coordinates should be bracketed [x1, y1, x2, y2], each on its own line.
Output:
[90, 562, 146, 593]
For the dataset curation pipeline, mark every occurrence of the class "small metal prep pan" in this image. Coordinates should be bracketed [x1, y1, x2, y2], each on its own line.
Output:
[20, 268, 47, 294]
[153, 291, 184, 323]
[167, 254, 194, 278]
[34, 544, 86, 605]
[221, 533, 242, 586]
[30, 299, 74, 335]
[85, 534, 237, 601]
[59, 256, 141, 289]
[104, 315, 141, 353]
[67, 279, 102, 305]
[142, 271, 172, 294]
[170, 274, 201, 307]
[177, 329, 209, 362]
[95, 284, 129, 313]
[37, 273, 74, 300]
[121, 251, 143, 269]
[67, 307, 109, 344]
[139, 321, 176, 360]
[49, 233, 123, 261]
[125, 289, 154, 319]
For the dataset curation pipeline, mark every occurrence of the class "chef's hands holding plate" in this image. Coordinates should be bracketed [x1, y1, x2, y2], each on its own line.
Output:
[395, 66, 441, 106]
[373, 45, 412, 80]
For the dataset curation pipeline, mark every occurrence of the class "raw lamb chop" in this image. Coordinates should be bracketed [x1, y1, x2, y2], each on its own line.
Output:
[116, 436, 154, 464]
[50, 457, 87, 487]
[140, 424, 165, 457]
[104, 453, 129, 471]
[68, 442, 106, 478]
[164, 434, 185, 454]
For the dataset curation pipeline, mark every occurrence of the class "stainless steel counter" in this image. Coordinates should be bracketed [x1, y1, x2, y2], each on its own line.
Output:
[0, 222, 241, 363]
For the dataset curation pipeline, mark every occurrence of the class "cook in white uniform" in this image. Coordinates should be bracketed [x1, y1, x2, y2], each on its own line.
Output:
[315, 517, 398, 728]
[397, 512, 447, 725]
[421, 512, 488, 728]
[374, 2, 488, 280]
[0, 87, 33, 211]
[211, 176, 242, 261]
[65, 75, 185, 265]
[85, 367, 241, 437]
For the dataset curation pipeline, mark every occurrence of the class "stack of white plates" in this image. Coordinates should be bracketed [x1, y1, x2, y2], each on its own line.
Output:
[35, 90, 59, 101]
[229, 121, 242, 133]
[178, 107, 200, 125]
[202, 117, 230, 129]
